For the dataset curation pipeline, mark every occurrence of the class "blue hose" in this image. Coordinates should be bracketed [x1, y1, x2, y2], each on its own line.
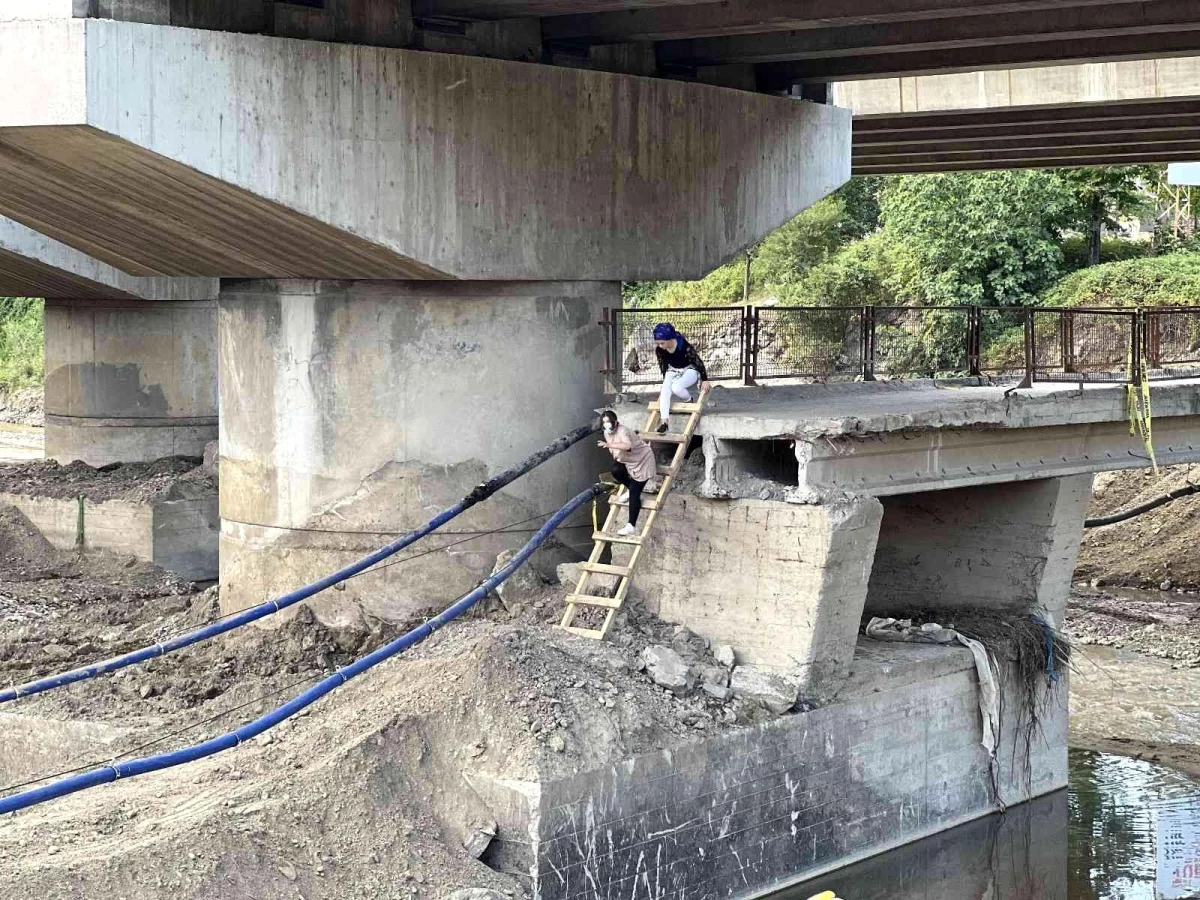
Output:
[0, 484, 606, 816]
[0, 423, 597, 707]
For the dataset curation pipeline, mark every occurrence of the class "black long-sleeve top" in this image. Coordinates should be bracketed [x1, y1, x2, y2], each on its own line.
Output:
[655, 337, 708, 381]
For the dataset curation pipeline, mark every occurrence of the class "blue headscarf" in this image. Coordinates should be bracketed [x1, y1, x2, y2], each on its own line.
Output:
[653, 322, 679, 341]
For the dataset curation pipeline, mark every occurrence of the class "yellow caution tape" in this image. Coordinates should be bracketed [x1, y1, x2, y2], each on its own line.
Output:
[1127, 361, 1159, 477]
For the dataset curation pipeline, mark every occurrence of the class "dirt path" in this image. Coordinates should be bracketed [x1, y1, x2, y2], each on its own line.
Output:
[0, 423, 41, 463]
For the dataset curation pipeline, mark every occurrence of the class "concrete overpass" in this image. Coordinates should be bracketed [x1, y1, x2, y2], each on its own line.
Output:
[835, 56, 1200, 172]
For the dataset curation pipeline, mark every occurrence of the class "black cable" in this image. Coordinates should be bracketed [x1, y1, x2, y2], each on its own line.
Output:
[1084, 483, 1200, 528]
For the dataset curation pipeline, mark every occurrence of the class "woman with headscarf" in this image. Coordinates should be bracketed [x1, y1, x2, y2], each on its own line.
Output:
[598, 409, 657, 536]
[652, 322, 709, 433]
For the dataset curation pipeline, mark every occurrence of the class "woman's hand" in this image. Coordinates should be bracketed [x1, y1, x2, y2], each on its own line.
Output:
[597, 440, 608, 448]
[701, 381, 712, 393]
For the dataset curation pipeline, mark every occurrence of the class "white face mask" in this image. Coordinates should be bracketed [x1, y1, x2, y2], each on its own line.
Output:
[602, 422, 614, 433]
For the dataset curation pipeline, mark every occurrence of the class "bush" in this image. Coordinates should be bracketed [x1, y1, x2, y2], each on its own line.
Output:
[1042, 253, 1200, 308]
[1060, 236, 1150, 271]
[0, 297, 44, 390]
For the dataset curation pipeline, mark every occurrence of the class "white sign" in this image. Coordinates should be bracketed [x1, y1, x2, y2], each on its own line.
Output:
[1158, 807, 1200, 899]
[1167, 163, 1200, 186]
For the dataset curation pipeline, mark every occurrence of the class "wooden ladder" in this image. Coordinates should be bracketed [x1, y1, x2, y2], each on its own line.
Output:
[558, 386, 710, 640]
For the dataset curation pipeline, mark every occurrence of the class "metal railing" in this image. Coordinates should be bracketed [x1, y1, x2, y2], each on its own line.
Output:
[600, 305, 1200, 389]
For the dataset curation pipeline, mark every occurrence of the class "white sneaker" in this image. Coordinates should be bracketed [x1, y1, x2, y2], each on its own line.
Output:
[616, 523, 637, 537]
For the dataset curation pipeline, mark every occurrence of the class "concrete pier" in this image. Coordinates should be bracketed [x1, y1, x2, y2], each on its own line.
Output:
[217, 279, 615, 623]
[44, 298, 217, 465]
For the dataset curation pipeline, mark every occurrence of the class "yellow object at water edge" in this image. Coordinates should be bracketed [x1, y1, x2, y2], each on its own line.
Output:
[807, 892, 842, 900]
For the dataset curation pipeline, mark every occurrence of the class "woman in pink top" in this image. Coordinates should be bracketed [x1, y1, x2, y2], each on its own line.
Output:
[598, 409, 657, 536]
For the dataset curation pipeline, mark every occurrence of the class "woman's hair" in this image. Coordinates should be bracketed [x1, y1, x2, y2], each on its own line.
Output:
[601, 410, 619, 427]
[653, 322, 678, 341]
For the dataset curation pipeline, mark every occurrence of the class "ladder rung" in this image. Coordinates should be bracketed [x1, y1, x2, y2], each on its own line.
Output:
[560, 625, 607, 639]
[610, 495, 661, 511]
[577, 561, 632, 577]
[647, 432, 687, 444]
[649, 401, 701, 413]
[565, 594, 623, 609]
[657, 465, 677, 477]
[593, 531, 643, 546]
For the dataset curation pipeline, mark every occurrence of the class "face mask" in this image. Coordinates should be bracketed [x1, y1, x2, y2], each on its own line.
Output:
[602, 422, 614, 433]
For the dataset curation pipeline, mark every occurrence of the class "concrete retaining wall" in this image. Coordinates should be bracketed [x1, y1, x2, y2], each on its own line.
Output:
[0, 491, 218, 580]
[470, 639, 1067, 900]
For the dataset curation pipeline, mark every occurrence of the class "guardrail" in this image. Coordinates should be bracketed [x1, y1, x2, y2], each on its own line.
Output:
[601, 305, 1200, 389]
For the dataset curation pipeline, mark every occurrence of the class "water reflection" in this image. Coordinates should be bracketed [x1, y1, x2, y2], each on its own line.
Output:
[775, 750, 1200, 900]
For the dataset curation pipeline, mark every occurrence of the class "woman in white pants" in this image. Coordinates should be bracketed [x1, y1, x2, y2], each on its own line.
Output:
[652, 322, 710, 433]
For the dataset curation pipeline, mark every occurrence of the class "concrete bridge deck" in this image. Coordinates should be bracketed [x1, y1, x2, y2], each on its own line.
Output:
[616, 377, 1200, 497]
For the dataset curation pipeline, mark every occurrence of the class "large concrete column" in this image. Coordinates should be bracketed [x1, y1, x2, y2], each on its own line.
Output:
[43, 298, 218, 465]
[865, 475, 1094, 627]
[218, 279, 614, 625]
[636, 494, 884, 689]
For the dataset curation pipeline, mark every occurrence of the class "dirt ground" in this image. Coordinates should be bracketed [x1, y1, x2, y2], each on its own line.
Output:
[1077, 463, 1200, 589]
[0, 387, 43, 428]
[0, 505, 765, 900]
[0, 457, 216, 504]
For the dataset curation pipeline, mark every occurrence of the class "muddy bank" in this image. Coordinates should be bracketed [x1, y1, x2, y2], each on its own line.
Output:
[1077, 464, 1200, 589]
[0, 456, 215, 503]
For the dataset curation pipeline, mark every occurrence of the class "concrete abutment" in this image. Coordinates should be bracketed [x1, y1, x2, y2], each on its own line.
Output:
[217, 279, 615, 624]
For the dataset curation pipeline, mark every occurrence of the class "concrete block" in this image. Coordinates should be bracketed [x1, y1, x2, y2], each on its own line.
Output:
[730, 665, 799, 714]
[0, 491, 217, 580]
[637, 494, 883, 691]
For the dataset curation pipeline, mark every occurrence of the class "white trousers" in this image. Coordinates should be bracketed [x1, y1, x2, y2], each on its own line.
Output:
[659, 366, 699, 421]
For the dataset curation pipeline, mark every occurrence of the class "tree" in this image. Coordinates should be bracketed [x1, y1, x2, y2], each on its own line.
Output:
[877, 170, 1077, 307]
[1056, 165, 1157, 267]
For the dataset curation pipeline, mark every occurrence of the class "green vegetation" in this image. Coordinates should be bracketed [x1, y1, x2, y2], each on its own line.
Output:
[1043, 253, 1200, 309]
[0, 297, 44, 391]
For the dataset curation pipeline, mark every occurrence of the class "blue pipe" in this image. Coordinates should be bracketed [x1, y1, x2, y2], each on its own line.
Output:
[0, 423, 597, 706]
[0, 484, 606, 816]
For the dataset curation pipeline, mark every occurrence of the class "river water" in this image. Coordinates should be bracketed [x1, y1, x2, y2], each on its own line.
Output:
[777, 750, 1200, 900]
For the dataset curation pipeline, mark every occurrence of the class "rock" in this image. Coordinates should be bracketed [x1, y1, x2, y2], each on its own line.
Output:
[714, 644, 736, 668]
[138, 684, 155, 700]
[641, 645, 694, 696]
[548, 733, 566, 753]
[729, 666, 800, 715]
[278, 862, 298, 882]
[201, 440, 220, 478]
[492, 550, 544, 608]
[1161, 579, 1174, 591]
[463, 821, 497, 860]
[447, 891, 507, 900]
[702, 683, 732, 701]
[697, 664, 729, 688]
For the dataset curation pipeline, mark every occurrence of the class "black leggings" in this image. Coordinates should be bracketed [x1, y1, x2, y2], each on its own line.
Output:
[611, 463, 646, 525]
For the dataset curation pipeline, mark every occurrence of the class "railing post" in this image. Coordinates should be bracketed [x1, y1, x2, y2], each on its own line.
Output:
[1018, 308, 1034, 389]
[861, 305, 876, 381]
[1063, 311, 1076, 374]
[1131, 309, 1143, 384]
[742, 306, 758, 386]
[606, 307, 623, 394]
[968, 306, 982, 377]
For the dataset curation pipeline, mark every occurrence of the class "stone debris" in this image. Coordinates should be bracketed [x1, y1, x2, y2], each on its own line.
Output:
[714, 644, 736, 668]
[492, 549, 545, 609]
[556, 561, 618, 596]
[730, 665, 801, 715]
[641, 645, 694, 696]
[448, 890, 508, 900]
[463, 821, 497, 860]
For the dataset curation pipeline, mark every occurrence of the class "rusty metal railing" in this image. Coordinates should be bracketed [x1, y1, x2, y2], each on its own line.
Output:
[600, 305, 1200, 390]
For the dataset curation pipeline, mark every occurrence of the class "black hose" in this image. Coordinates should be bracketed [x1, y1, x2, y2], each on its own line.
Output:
[1084, 483, 1200, 528]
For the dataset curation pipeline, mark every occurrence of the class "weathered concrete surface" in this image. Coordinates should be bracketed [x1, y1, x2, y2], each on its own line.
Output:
[615, 379, 1200, 496]
[44, 298, 218, 465]
[0, 19, 848, 280]
[218, 279, 613, 623]
[866, 475, 1093, 628]
[0, 491, 218, 580]
[635, 494, 883, 688]
[472, 638, 1067, 899]
[835, 56, 1200, 116]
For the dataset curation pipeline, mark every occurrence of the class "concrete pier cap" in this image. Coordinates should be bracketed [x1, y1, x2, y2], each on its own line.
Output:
[0, 216, 219, 465]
